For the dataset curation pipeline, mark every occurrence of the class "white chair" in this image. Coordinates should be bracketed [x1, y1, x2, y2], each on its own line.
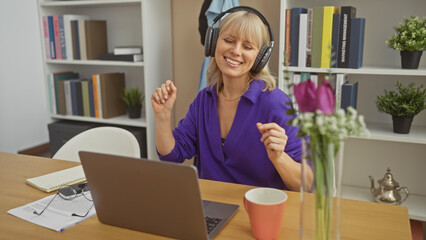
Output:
[53, 126, 141, 162]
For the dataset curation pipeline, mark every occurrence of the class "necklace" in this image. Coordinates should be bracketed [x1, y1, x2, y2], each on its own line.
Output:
[220, 91, 242, 101]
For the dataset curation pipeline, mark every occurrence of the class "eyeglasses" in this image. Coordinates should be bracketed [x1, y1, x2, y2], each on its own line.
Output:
[33, 183, 94, 217]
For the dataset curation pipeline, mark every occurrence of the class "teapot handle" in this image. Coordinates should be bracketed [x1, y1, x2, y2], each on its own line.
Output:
[399, 187, 409, 204]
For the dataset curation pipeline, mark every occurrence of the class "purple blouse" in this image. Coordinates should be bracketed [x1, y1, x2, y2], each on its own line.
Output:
[159, 80, 302, 190]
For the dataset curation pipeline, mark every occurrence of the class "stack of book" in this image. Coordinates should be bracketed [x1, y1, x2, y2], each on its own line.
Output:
[99, 46, 143, 62]
[42, 15, 108, 60]
[284, 6, 365, 69]
[47, 72, 127, 119]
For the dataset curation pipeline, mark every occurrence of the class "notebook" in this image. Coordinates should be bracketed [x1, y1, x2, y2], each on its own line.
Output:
[78, 151, 239, 240]
[26, 166, 86, 192]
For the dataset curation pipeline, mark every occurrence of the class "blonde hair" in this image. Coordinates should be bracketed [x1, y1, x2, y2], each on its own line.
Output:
[206, 10, 276, 93]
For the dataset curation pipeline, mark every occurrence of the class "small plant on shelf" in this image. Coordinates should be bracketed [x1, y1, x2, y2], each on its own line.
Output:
[375, 81, 426, 134]
[386, 16, 426, 69]
[122, 88, 143, 119]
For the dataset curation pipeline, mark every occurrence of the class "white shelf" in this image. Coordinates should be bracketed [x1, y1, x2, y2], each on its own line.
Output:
[46, 59, 144, 67]
[51, 114, 147, 127]
[285, 66, 426, 76]
[41, 0, 140, 7]
[350, 122, 426, 145]
[342, 185, 426, 221]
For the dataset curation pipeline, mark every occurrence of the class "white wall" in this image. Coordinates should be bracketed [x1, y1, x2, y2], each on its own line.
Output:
[0, 1, 50, 153]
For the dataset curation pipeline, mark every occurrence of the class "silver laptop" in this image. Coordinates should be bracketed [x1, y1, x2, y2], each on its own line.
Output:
[79, 151, 239, 240]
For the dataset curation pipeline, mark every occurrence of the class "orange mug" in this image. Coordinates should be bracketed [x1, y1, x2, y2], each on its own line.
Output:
[243, 188, 288, 240]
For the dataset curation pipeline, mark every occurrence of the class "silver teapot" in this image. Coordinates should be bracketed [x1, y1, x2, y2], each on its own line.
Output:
[369, 168, 409, 205]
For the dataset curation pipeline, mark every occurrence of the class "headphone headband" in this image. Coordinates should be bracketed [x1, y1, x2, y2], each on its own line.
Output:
[210, 6, 274, 46]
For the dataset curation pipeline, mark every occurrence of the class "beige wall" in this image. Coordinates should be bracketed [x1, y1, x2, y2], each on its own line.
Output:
[171, 0, 280, 126]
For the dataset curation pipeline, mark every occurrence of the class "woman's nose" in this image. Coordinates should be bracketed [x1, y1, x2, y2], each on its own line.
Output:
[230, 43, 242, 55]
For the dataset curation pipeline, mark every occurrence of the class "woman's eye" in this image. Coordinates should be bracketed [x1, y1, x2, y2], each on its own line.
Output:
[244, 45, 253, 50]
[224, 39, 234, 43]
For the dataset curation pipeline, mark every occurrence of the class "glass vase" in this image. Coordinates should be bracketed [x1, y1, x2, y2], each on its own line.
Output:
[299, 138, 344, 240]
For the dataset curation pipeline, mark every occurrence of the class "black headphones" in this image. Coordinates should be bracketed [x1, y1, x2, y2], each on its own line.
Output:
[204, 6, 274, 74]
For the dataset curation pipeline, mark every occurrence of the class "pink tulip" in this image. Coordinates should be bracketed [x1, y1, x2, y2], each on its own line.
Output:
[316, 80, 335, 114]
[294, 79, 316, 113]
[293, 79, 335, 114]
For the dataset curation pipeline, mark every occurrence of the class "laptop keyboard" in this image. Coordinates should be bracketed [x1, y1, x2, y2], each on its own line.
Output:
[205, 216, 222, 234]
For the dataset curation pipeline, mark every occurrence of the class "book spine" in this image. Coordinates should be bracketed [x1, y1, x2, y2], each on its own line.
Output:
[338, 6, 356, 68]
[348, 18, 366, 69]
[73, 20, 81, 60]
[290, 8, 307, 66]
[42, 16, 50, 60]
[320, 6, 339, 68]
[92, 74, 99, 118]
[78, 19, 87, 60]
[298, 14, 308, 68]
[305, 8, 314, 67]
[75, 81, 84, 116]
[57, 81, 67, 115]
[96, 74, 103, 118]
[341, 81, 358, 110]
[58, 15, 66, 59]
[70, 81, 78, 115]
[47, 74, 56, 114]
[311, 7, 323, 68]
[81, 81, 90, 117]
[48, 16, 56, 59]
[88, 80, 95, 117]
[334, 73, 347, 109]
[52, 16, 62, 59]
[331, 13, 341, 68]
[284, 9, 291, 65]
[64, 80, 73, 115]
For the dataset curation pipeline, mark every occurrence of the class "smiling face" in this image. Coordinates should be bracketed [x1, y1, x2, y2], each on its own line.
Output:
[215, 30, 259, 82]
[213, 11, 269, 84]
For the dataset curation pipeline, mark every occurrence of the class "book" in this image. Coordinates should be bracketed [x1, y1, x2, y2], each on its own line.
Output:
[88, 80, 95, 117]
[71, 20, 80, 60]
[26, 166, 86, 193]
[113, 46, 142, 55]
[320, 6, 339, 68]
[311, 7, 323, 68]
[58, 16, 66, 59]
[341, 81, 358, 110]
[42, 16, 50, 59]
[290, 8, 307, 66]
[331, 13, 341, 68]
[74, 80, 84, 116]
[348, 18, 366, 69]
[338, 6, 356, 68]
[85, 20, 108, 60]
[284, 9, 291, 64]
[63, 14, 90, 60]
[99, 53, 143, 62]
[46, 74, 56, 114]
[305, 8, 314, 67]
[334, 73, 347, 109]
[298, 13, 308, 68]
[81, 80, 91, 117]
[53, 16, 62, 59]
[57, 80, 67, 115]
[78, 19, 87, 60]
[64, 80, 73, 115]
[69, 79, 80, 115]
[48, 16, 56, 59]
[92, 74, 101, 118]
[99, 72, 126, 119]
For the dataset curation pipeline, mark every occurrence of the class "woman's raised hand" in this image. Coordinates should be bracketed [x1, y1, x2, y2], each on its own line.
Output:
[151, 80, 177, 118]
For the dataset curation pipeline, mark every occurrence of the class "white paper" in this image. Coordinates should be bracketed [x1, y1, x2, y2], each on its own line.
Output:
[7, 193, 96, 232]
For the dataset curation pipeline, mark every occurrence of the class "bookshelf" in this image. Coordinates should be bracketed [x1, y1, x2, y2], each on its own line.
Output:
[278, 0, 426, 221]
[37, 0, 173, 160]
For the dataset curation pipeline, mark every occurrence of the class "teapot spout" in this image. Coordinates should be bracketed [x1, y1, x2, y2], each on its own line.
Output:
[369, 176, 375, 193]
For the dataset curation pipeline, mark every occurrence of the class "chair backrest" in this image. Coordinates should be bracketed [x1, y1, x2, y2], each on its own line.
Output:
[53, 126, 141, 162]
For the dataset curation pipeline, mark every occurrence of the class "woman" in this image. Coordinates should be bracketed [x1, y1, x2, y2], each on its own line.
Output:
[151, 8, 313, 191]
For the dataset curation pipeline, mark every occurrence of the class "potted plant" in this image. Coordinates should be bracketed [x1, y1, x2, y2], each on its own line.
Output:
[375, 81, 426, 134]
[386, 16, 426, 69]
[122, 88, 143, 119]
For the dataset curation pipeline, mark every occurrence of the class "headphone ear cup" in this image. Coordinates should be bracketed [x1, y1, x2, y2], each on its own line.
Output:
[209, 28, 219, 57]
[251, 45, 268, 74]
[204, 27, 214, 57]
[255, 47, 272, 74]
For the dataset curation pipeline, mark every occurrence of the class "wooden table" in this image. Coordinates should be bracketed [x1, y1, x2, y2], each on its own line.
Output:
[0, 152, 411, 239]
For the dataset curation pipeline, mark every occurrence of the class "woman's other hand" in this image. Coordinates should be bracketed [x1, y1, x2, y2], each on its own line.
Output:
[256, 122, 288, 163]
[151, 80, 177, 119]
